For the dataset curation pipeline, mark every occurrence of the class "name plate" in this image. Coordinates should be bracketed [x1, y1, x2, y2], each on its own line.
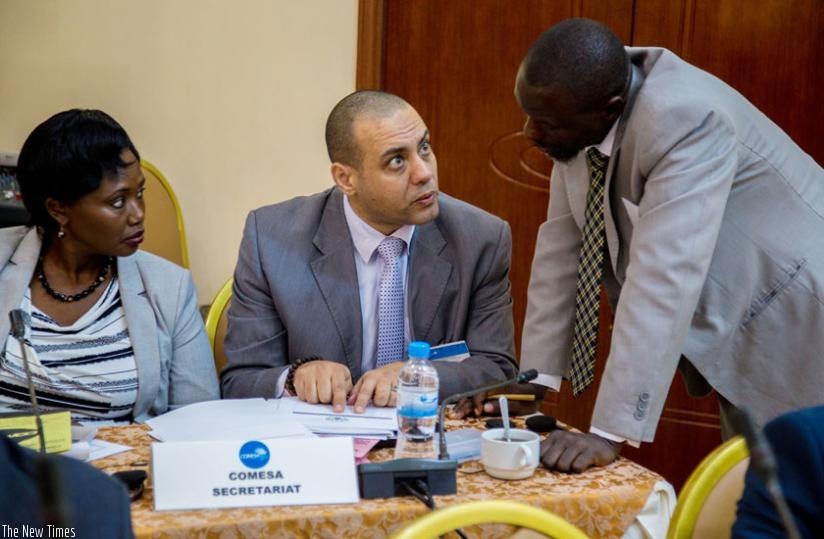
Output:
[152, 437, 359, 510]
[0, 410, 72, 453]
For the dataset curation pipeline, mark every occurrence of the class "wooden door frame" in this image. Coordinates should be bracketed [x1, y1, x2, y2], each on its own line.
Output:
[356, 0, 385, 90]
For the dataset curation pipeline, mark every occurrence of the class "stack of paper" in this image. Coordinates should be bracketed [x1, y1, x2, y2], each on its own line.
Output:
[146, 399, 313, 442]
[284, 398, 397, 439]
[145, 397, 398, 442]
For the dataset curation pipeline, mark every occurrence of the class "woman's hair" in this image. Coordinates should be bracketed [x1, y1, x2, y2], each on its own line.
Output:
[16, 109, 140, 231]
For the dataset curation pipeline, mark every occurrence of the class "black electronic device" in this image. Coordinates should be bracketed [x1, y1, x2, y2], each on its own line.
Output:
[112, 469, 148, 502]
[484, 418, 503, 429]
[358, 458, 458, 499]
[485, 413, 556, 432]
[356, 369, 538, 499]
[0, 162, 29, 228]
[371, 438, 397, 450]
[525, 415, 559, 433]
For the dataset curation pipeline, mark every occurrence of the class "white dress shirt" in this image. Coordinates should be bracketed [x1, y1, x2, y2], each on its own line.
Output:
[342, 195, 415, 372]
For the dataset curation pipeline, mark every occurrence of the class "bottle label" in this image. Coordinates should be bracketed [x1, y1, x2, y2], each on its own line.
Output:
[397, 391, 438, 418]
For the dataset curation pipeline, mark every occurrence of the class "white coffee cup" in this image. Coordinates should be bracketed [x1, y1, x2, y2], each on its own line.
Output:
[480, 428, 540, 480]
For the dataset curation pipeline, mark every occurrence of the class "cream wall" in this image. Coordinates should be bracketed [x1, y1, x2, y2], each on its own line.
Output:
[0, 0, 358, 302]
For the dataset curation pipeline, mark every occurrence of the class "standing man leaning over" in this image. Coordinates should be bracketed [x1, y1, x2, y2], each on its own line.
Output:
[221, 90, 518, 412]
[517, 19, 824, 472]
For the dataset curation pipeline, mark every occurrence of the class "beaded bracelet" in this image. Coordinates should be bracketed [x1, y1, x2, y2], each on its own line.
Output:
[284, 357, 322, 395]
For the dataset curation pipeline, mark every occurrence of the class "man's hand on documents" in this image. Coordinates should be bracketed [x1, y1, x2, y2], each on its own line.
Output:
[348, 362, 405, 413]
[293, 360, 353, 412]
[540, 430, 620, 473]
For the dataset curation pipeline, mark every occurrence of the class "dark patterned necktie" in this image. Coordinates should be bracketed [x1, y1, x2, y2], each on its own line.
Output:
[376, 236, 406, 367]
[570, 147, 609, 395]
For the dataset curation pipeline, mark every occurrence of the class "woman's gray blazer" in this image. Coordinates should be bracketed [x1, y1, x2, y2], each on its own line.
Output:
[0, 226, 219, 421]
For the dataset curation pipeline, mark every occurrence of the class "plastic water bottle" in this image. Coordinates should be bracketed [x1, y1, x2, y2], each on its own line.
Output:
[394, 341, 439, 459]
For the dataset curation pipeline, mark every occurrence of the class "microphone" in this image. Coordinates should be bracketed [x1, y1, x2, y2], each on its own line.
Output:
[437, 369, 538, 460]
[732, 408, 801, 539]
[8, 309, 69, 528]
[358, 369, 538, 499]
[9, 309, 46, 455]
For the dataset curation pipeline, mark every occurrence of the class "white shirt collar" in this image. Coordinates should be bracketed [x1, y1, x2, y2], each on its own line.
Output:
[342, 195, 415, 263]
[590, 117, 621, 158]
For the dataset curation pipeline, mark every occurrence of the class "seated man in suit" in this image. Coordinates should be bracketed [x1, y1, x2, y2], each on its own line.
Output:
[732, 406, 824, 538]
[221, 90, 518, 412]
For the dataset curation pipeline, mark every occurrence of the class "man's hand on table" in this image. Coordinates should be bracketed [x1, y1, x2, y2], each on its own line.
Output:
[348, 361, 406, 412]
[540, 431, 621, 473]
[448, 382, 546, 419]
[292, 360, 352, 412]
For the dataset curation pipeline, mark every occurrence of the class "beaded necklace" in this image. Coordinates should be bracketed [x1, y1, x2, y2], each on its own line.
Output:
[36, 257, 114, 303]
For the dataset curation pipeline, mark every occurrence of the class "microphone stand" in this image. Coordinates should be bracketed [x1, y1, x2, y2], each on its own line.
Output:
[437, 369, 538, 460]
[10, 310, 46, 455]
[358, 369, 538, 499]
[9, 310, 69, 528]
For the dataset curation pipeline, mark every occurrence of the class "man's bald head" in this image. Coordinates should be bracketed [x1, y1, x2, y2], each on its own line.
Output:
[520, 18, 630, 108]
[325, 90, 411, 168]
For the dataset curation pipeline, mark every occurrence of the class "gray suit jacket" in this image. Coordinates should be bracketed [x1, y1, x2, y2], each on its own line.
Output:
[0, 227, 219, 421]
[221, 188, 517, 399]
[521, 47, 824, 442]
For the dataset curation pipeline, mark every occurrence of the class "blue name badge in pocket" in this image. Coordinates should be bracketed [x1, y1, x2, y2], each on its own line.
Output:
[429, 340, 470, 362]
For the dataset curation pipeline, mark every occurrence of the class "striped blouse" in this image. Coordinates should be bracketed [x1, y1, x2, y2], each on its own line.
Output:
[0, 278, 138, 421]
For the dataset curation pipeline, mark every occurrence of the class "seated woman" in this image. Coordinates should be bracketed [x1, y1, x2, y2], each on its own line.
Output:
[0, 109, 219, 422]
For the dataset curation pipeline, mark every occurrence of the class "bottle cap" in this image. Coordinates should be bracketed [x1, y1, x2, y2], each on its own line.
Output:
[408, 341, 430, 359]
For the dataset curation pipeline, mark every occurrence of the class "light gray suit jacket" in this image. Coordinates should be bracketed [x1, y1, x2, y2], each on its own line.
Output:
[0, 227, 219, 422]
[221, 188, 517, 399]
[521, 47, 824, 442]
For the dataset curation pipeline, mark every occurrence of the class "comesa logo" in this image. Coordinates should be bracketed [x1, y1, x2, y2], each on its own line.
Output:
[238, 440, 270, 469]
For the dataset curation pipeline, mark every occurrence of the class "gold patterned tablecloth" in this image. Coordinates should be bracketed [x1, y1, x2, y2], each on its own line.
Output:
[95, 421, 662, 539]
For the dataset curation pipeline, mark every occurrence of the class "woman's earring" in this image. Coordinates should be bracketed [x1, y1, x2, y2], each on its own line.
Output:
[57, 226, 65, 239]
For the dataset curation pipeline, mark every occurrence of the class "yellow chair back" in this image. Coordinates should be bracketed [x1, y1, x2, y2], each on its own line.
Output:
[204, 278, 233, 376]
[391, 500, 589, 539]
[139, 159, 189, 268]
[667, 436, 749, 539]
